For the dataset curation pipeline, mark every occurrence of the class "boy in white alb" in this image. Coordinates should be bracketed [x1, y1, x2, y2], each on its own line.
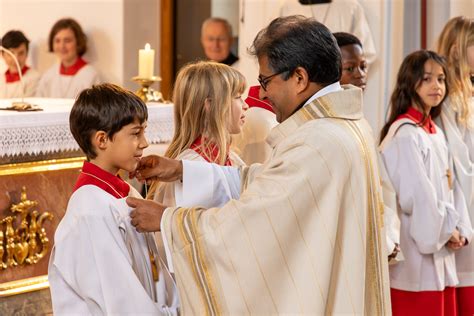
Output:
[48, 83, 179, 315]
[36, 18, 100, 98]
[0, 30, 40, 98]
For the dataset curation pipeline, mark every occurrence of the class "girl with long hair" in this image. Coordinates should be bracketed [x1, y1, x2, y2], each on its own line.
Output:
[379, 50, 472, 316]
[436, 16, 474, 314]
[149, 61, 247, 207]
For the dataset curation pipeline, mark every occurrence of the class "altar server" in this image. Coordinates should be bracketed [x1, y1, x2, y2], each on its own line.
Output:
[36, 18, 100, 98]
[379, 50, 472, 316]
[436, 16, 474, 315]
[148, 61, 247, 208]
[48, 83, 179, 315]
[0, 30, 40, 98]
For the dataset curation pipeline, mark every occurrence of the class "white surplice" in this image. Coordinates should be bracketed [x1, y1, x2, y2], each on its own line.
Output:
[0, 68, 40, 98]
[160, 84, 391, 315]
[36, 63, 100, 99]
[48, 185, 179, 315]
[380, 119, 473, 291]
[438, 97, 474, 287]
[154, 148, 245, 208]
[280, 0, 376, 63]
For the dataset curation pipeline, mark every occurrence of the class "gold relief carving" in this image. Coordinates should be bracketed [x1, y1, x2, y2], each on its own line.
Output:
[0, 187, 53, 269]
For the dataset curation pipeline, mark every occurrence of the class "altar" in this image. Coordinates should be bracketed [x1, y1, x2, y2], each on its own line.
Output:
[0, 98, 174, 314]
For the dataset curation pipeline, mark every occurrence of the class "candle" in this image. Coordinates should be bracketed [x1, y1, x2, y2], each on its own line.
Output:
[138, 43, 154, 78]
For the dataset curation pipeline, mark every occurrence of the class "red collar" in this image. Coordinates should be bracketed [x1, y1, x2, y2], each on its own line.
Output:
[245, 86, 274, 113]
[395, 106, 437, 134]
[73, 161, 130, 199]
[190, 136, 232, 166]
[60, 57, 87, 76]
[5, 66, 30, 83]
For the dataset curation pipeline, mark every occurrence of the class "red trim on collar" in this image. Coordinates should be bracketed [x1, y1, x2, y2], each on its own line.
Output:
[395, 106, 437, 134]
[73, 161, 130, 199]
[60, 57, 87, 76]
[5, 66, 30, 83]
[190, 136, 232, 166]
[245, 86, 274, 113]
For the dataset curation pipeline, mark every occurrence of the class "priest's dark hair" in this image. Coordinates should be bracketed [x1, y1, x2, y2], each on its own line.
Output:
[1, 30, 30, 51]
[379, 50, 449, 143]
[249, 15, 341, 86]
[70, 83, 148, 159]
[48, 18, 88, 56]
[333, 32, 362, 49]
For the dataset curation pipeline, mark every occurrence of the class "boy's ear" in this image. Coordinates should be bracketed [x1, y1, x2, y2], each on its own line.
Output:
[92, 130, 109, 150]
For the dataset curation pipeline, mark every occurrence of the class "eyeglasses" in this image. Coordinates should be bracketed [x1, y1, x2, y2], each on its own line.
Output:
[258, 69, 288, 91]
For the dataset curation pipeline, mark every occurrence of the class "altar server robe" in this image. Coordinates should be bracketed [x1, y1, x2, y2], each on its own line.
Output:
[160, 85, 391, 315]
[438, 97, 474, 288]
[48, 185, 179, 315]
[380, 119, 473, 292]
[0, 68, 40, 98]
[36, 63, 100, 98]
[153, 149, 244, 208]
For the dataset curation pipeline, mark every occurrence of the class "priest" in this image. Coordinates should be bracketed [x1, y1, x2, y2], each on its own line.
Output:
[128, 15, 391, 315]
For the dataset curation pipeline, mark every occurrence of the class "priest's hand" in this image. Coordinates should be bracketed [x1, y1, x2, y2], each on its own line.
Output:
[130, 155, 183, 183]
[127, 197, 166, 232]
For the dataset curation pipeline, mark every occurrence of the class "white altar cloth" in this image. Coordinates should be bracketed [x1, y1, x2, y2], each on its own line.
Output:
[0, 98, 174, 157]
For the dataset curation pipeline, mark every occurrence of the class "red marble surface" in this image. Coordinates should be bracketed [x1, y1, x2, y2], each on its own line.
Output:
[0, 168, 80, 283]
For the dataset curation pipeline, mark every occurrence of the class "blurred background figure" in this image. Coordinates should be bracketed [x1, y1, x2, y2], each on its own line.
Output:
[334, 32, 368, 90]
[201, 17, 238, 66]
[36, 18, 100, 98]
[0, 30, 40, 98]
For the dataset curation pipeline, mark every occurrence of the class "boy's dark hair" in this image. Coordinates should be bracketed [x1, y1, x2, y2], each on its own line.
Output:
[333, 32, 363, 49]
[70, 83, 148, 159]
[1, 30, 30, 51]
[249, 15, 341, 86]
[379, 50, 449, 142]
[49, 18, 87, 56]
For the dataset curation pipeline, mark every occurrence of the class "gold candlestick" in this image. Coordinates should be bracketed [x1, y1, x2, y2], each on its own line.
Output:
[132, 76, 164, 103]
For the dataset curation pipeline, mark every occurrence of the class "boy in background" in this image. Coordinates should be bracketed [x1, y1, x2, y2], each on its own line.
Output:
[334, 32, 368, 90]
[0, 30, 40, 98]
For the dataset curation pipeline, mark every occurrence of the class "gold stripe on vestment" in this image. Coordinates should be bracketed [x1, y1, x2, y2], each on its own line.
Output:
[308, 96, 387, 315]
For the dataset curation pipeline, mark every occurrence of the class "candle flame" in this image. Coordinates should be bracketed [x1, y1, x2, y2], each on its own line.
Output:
[145, 43, 151, 50]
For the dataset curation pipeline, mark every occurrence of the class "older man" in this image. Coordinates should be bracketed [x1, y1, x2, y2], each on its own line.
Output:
[201, 17, 238, 66]
[128, 15, 391, 315]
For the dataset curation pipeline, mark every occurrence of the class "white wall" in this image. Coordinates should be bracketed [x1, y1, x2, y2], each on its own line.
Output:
[426, 0, 473, 50]
[0, 0, 160, 91]
[212, 0, 240, 36]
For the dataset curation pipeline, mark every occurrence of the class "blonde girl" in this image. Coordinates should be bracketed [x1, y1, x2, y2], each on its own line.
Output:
[150, 61, 247, 207]
[436, 16, 474, 315]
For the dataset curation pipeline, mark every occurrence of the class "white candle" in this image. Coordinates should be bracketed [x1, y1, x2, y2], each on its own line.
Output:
[138, 43, 154, 78]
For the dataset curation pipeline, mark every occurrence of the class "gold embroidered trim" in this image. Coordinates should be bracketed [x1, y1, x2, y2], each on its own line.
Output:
[175, 207, 220, 315]
[310, 97, 387, 315]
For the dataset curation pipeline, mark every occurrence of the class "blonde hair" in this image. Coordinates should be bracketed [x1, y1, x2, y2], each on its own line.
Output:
[436, 16, 474, 127]
[166, 61, 246, 165]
